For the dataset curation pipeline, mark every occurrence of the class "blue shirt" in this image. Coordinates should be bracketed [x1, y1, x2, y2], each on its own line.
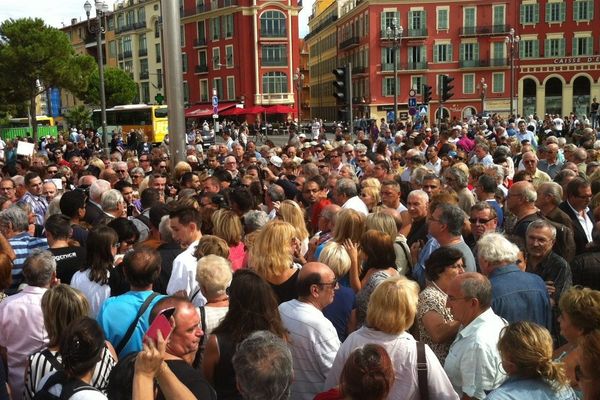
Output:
[322, 286, 356, 342]
[486, 377, 577, 400]
[97, 290, 165, 357]
[8, 232, 48, 288]
[489, 264, 552, 331]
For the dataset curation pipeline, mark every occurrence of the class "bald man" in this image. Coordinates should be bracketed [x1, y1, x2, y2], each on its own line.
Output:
[278, 262, 341, 400]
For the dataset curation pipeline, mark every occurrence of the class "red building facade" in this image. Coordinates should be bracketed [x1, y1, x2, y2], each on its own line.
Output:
[180, 0, 301, 121]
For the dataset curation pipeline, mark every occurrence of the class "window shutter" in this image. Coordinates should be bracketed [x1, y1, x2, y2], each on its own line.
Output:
[573, 37, 578, 55]
[560, 2, 566, 22]
[422, 11, 427, 29]
[380, 12, 386, 31]
[520, 41, 526, 58]
[409, 11, 414, 30]
[533, 4, 540, 23]
[520, 5, 526, 24]
[474, 43, 479, 60]
[434, 44, 439, 62]
[459, 43, 465, 61]
[544, 39, 549, 57]
[420, 45, 426, 62]
[589, 0, 594, 20]
[587, 37, 594, 55]
[533, 40, 539, 57]
[545, 3, 551, 22]
[448, 44, 453, 61]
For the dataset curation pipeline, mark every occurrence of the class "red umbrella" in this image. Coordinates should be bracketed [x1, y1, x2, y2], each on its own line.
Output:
[265, 105, 295, 114]
[244, 105, 267, 114]
[220, 107, 247, 116]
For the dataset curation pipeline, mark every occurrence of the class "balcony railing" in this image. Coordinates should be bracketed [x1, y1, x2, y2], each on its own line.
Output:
[262, 58, 288, 66]
[459, 58, 508, 68]
[133, 21, 146, 30]
[401, 61, 428, 70]
[406, 28, 428, 37]
[460, 24, 510, 36]
[115, 24, 134, 34]
[261, 29, 286, 38]
[138, 48, 148, 57]
[195, 64, 209, 73]
[118, 53, 124, 61]
[304, 14, 338, 40]
[194, 38, 207, 47]
[123, 50, 132, 59]
[140, 71, 149, 80]
[339, 36, 359, 50]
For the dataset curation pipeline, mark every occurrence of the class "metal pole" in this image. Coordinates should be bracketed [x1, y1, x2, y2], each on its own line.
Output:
[348, 63, 353, 135]
[510, 43, 514, 118]
[393, 45, 398, 126]
[161, 0, 186, 165]
[96, 17, 109, 157]
[298, 79, 302, 123]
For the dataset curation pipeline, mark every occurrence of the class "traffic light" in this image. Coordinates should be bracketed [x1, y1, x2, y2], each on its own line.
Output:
[332, 67, 348, 103]
[423, 84, 433, 105]
[441, 75, 455, 103]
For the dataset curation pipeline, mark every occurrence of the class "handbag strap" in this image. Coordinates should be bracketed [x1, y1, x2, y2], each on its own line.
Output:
[41, 349, 63, 372]
[115, 292, 159, 354]
[416, 341, 429, 400]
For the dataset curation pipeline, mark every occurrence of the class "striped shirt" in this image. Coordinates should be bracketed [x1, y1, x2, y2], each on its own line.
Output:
[23, 346, 116, 400]
[8, 232, 48, 288]
[19, 192, 48, 226]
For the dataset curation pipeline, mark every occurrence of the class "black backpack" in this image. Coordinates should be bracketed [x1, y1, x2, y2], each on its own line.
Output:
[33, 371, 99, 400]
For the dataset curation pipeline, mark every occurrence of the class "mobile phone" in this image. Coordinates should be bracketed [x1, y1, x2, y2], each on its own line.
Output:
[145, 307, 175, 342]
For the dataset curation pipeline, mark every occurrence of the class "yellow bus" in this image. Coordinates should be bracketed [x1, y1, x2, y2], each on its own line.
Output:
[92, 104, 168, 144]
[9, 116, 55, 127]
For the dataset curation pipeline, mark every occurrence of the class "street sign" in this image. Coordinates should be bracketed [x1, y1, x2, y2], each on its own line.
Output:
[409, 107, 417, 116]
[408, 97, 417, 108]
[212, 114, 219, 119]
[408, 89, 417, 97]
[213, 105, 218, 115]
[212, 95, 219, 107]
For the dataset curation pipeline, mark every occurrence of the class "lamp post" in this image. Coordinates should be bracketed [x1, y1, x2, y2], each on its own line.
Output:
[84, 0, 109, 157]
[293, 68, 304, 125]
[478, 78, 487, 115]
[386, 18, 403, 125]
[505, 27, 520, 118]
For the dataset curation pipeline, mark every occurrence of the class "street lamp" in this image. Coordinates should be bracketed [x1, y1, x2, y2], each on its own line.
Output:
[293, 68, 305, 124]
[478, 78, 488, 115]
[386, 18, 403, 125]
[505, 27, 520, 118]
[84, 0, 109, 157]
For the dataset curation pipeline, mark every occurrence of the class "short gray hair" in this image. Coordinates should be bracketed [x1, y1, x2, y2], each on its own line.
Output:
[436, 203, 465, 236]
[526, 219, 557, 240]
[267, 184, 286, 202]
[460, 272, 492, 309]
[0, 206, 29, 232]
[101, 189, 124, 212]
[407, 189, 429, 203]
[196, 255, 232, 298]
[477, 233, 520, 265]
[336, 178, 358, 198]
[131, 167, 144, 177]
[244, 210, 269, 233]
[538, 182, 563, 206]
[445, 167, 468, 189]
[23, 249, 56, 287]
[90, 179, 111, 202]
[233, 330, 293, 400]
[158, 215, 174, 242]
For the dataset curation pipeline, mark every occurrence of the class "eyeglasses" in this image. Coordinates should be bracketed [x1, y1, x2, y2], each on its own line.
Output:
[469, 217, 495, 224]
[316, 279, 338, 289]
[575, 193, 592, 199]
[0, 187, 14, 192]
[116, 170, 127, 173]
[47, 169, 58, 174]
[140, 159, 149, 162]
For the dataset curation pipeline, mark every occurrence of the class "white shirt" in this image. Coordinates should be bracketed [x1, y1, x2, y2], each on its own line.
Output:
[425, 158, 442, 175]
[444, 308, 507, 399]
[342, 195, 369, 215]
[567, 202, 594, 243]
[70, 269, 111, 318]
[325, 327, 458, 400]
[166, 240, 207, 307]
[279, 300, 340, 400]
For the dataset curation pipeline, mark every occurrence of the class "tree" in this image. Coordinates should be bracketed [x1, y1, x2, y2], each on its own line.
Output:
[64, 105, 92, 131]
[84, 67, 137, 107]
[0, 18, 95, 142]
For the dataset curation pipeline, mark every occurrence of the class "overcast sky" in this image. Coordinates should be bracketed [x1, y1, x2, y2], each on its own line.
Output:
[1, 0, 313, 36]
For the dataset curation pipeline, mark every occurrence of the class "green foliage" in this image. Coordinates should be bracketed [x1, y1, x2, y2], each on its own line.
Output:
[84, 67, 137, 107]
[0, 18, 95, 141]
[64, 105, 92, 130]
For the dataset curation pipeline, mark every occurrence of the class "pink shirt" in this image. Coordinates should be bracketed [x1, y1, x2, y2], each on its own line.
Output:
[0, 286, 48, 400]
[228, 242, 246, 271]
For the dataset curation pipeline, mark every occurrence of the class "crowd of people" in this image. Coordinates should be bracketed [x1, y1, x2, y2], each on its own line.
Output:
[0, 111, 598, 400]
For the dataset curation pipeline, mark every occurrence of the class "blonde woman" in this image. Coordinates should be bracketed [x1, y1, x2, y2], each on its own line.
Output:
[278, 200, 309, 257]
[195, 255, 232, 341]
[366, 212, 411, 276]
[360, 177, 381, 191]
[487, 321, 576, 399]
[249, 220, 302, 304]
[360, 186, 381, 212]
[212, 209, 246, 270]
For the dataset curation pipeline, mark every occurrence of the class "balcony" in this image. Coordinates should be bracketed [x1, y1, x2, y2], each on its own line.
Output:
[304, 14, 338, 40]
[261, 30, 286, 38]
[118, 53, 124, 61]
[140, 71, 149, 80]
[133, 21, 146, 30]
[406, 28, 428, 38]
[115, 24, 134, 34]
[460, 24, 511, 36]
[195, 64, 209, 73]
[262, 58, 288, 66]
[353, 66, 367, 74]
[459, 58, 509, 68]
[401, 61, 428, 70]
[138, 48, 148, 57]
[339, 36, 359, 50]
[254, 92, 295, 105]
[220, 0, 237, 6]
[123, 50, 132, 59]
[183, 6, 204, 17]
[194, 38, 207, 47]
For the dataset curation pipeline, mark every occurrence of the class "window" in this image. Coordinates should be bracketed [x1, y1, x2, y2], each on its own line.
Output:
[183, 81, 189, 104]
[574, 0, 594, 21]
[411, 76, 423, 94]
[107, 16, 114, 30]
[464, 7, 476, 30]
[227, 76, 235, 100]
[262, 71, 287, 93]
[200, 79, 209, 102]
[124, 60, 133, 74]
[225, 45, 234, 68]
[434, 44, 452, 62]
[520, 39, 539, 58]
[182, 53, 188, 73]
[520, 4, 540, 24]
[126, 10, 134, 26]
[492, 42, 504, 63]
[382, 77, 397, 96]
[155, 43, 161, 63]
[546, 2, 566, 23]
[156, 69, 162, 89]
[197, 21, 206, 42]
[492, 73, 504, 93]
[409, 10, 426, 30]
[198, 50, 207, 67]
[573, 36, 593, 56]
[139, 58, 149, 77]
[213, 78, 223, 98]
[493, 5, 505, 27]
[463, 74, 475, 94]
[262, 44, 287, 66]
[154, 19, 160, 38]
[211, 17, 220, 40]
[138, 34, 147, 53]
[380, 11, 399, 31]
[137, 7, 145, 24]
[408, 45, 426, 65]
[212, 47, 220, 69]
[223, 15, 234, 38]
[109, 41, 117, 58]
[117, 14, 124, 29]
[260, 11, 286, 37]
[437, 8, 448, 30]
[381, 47, 397, 71]
[141, 82, 150, 104]
[545, 38, 565, 57]
[460, 43, 479, 61]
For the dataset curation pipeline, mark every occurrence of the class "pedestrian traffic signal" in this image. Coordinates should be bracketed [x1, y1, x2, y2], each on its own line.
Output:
[332, 67, 348, 103]
[441, 75, 454, 103]
[423, 84, 433, 105]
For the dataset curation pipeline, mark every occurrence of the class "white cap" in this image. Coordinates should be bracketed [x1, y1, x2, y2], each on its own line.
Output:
[298, 133, 306, 139]
[269, 155, 283, 168]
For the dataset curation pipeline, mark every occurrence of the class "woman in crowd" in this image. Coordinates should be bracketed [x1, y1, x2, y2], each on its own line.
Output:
[202, 269, 287, 399]
[249, 220, 302, 304]
[212, 209, 246, 271]
[360, 186, 381, 213]
[107, 217, 140, 296]
[0, 253, 11, 303]
[278, 200, 310, 258]
[415, 247, 463, 364]
[195, 255, 232, 341]
[34, 317, 109, 399]
[315, 344, 395, 400]
[366, 212, 411, 276]
[70, 225, 118, 317]
[487, 321, 576, 399]
[324, 276, 458, 399]
[313, 208, 365, 265]
[354, 230, 399, 326]
[24, 285, 117, 399]
[577, 330, 600, 400]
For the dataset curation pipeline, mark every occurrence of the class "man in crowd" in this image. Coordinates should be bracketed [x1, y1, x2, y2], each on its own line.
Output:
[521, 151, 551, 189]
[537, 143, 563, 179]
[406, 189, 429, 246]
[333, 178, 368, 215]
[86, 179, 111, 225]
[559, 177, 595, 255]
[45, 214, 86, 284]
[18, 172, 47, 226]
[380, 180, 408, 213]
